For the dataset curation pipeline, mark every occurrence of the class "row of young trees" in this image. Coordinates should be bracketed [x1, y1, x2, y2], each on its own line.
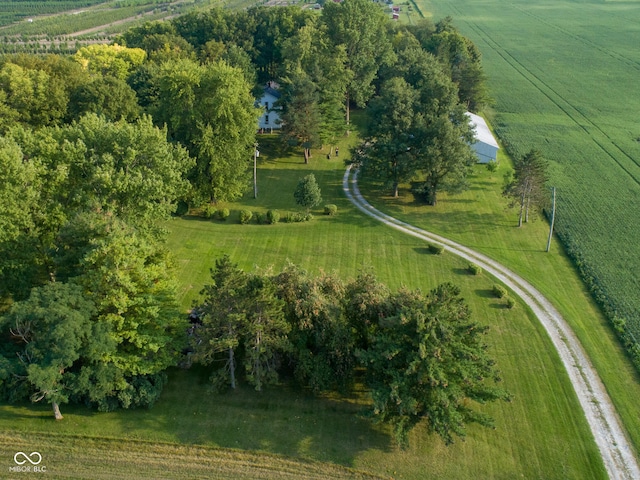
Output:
[191, 257, 511, 447]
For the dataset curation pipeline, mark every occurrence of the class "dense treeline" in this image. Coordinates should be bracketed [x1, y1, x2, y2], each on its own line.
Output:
[191, 257, 510, 446]
[0, 1, 493, 437]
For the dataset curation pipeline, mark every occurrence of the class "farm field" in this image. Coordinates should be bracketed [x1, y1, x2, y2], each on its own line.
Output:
[0, 134, 623, 479]
[0, 0, 209, 40]
[422, 0, 640, 342]
[0, 1, 107, 28]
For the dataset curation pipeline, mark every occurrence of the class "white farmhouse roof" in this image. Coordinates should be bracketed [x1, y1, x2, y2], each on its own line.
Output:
[465, 112, 499, 149]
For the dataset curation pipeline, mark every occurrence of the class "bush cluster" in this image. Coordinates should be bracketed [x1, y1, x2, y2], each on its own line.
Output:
[428, 243, 445, 255]
[266, 209, 280, 224]
[239, 209, 253, 224]
[468, 263, 482, 275]
[216, 208, 230, 221]
[202, 204, 216, 219]
[324, 204, 338, 216]
[283, 212, 312, 223]
[492, 284, 507, 298]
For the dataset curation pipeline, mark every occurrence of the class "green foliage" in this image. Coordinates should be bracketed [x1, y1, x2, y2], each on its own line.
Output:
[74, 44, 146, 80]
[193, 256, 290, 391]
[503, 149, 548, 226]
[293, 173, 323, 212]
[324, 204, 338, 216]
[0, 61, 68, 127]
[359, 283, 511, 447]
[486, 160, 498, 173]
[468, 263, 482, 275]
[281, 212, 314, 223]
[279, 73, 322, 163]
[322, 0, 393, 119]
[428, 243, 445, 254]
[506, 297, 516, 309]
[239, 209, 253, 224]
[202, 204, 216, 219]
[492, 284, 507, 299]
[0, 136, 38, 244]
[266, 209, 280, 225]
[152, 58, 259, 204]
[216, 208, 230, 221]
[274, 265, 356, 393]
[68, 76, 140, 122]
[359, 41, 475, 203]
[0, 282, 108, 417]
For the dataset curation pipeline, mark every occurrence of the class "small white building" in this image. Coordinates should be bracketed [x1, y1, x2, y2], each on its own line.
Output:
[465, 111, 499, 163]
[257, 84, 282, 132]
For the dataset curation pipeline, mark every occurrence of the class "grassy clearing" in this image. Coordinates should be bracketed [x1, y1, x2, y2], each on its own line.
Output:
[422, 0, 640, 344]
[0, 132, 610, 479]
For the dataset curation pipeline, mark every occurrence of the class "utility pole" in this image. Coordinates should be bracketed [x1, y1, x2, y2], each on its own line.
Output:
[253, 143, 259, 199]
[546, 187, 556, 252]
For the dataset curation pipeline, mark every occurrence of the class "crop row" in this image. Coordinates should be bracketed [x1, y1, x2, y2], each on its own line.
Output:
[430, 0, 640, 364]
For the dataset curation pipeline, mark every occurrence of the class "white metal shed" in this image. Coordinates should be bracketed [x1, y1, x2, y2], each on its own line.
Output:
[465, 112, 499, 163]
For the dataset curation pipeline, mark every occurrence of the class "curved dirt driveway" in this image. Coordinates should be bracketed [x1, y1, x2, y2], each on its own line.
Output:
[343, 166, 639, 480]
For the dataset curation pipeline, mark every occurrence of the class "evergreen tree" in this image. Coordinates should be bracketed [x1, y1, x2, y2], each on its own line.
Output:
[293, 173, 323, 212]
[359, 283, 511, 447]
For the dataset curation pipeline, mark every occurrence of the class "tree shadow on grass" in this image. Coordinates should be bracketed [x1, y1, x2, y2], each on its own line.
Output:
[115, 367, 393, 468]
[452, 267, 470, 275]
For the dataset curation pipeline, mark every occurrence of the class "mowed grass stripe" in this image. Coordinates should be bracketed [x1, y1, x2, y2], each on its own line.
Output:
[1, 431, 384, 479]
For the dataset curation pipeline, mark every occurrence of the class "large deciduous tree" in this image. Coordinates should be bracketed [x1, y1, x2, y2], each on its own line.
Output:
[358, 77, 421, 198]
[279, 73, 322, 163]
[152, 59, 260, 204]
[0, 136, 38, 244]
[73, 44, 146, 80]
[503, 149, 549, 226]
[322, 0, 393, 125]
[0, 61, 68, 127]
[273, 265, 356, 393]
[359, 283, 511, 447]
[0, 282, 111, 419]
[358, 43, 475, 204]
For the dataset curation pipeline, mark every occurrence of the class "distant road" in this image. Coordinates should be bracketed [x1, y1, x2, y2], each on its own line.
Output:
[343, 165, 640, 480]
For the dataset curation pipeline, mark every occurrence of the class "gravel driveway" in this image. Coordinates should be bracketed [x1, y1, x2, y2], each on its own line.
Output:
[343, 166, 639, 480]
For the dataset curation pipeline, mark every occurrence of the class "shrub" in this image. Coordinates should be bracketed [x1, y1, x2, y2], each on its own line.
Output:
[468, 263, 482, 275]
[239, 209, 253, 224]
[492, 284, 507, 298]
[304, 213, 314, 222]
[266, 209, 280, 224]
[284, 212, 305, 223]
[324, 204, 338, 216]
[506, 297, 516, 309]
[428, 243, 444, 254]
[486, 160, 498, 173]
[254, 212, 264, 224]
[216, 208, 230, 221]
[174, 200, 189, 217]
[202, 204, 216, 219]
